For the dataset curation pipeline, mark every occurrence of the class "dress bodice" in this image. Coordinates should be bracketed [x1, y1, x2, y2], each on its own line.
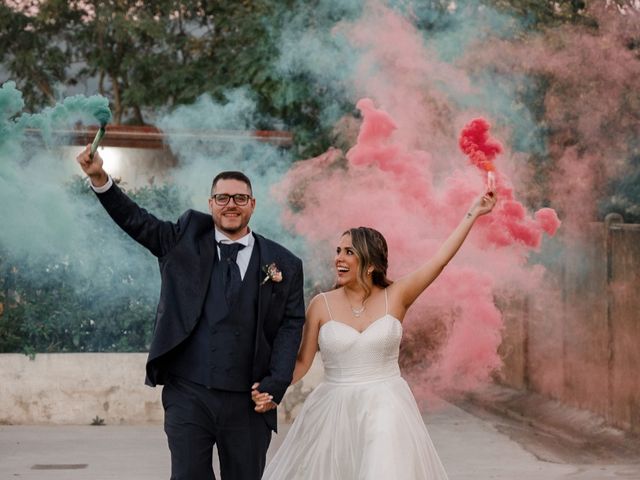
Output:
[318, 314, 402, 384]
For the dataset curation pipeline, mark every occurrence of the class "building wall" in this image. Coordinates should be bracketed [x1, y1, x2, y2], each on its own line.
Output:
[61, 146, 177, 189]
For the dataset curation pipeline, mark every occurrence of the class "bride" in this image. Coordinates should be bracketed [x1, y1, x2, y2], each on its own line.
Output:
[254, 189, 497, 479]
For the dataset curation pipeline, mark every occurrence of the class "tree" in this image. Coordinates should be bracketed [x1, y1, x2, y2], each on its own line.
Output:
[0, 178, 189, 354]
[71, 0, 207, 124]
[486, 0, 590, 29]
[0, 0, 346, 156]
[0, 1, 79, 107]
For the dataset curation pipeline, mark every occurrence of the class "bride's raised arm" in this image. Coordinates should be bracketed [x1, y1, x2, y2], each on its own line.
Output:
[390, 191, 497, 313]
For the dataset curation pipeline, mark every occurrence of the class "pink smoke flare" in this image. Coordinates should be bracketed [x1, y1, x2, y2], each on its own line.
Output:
[459, 118, 502, 173]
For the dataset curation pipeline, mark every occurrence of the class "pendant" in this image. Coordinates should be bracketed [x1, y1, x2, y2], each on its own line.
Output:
[351, 306, 365, 317]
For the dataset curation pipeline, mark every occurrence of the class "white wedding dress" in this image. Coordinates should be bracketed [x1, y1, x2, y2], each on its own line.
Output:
[262, 291, 449, 479]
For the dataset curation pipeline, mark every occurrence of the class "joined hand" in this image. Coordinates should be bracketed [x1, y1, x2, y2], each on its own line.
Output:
[251, 382, 277, 413]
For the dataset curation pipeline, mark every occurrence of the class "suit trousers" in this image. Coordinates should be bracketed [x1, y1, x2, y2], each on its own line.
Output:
[162, 376, 272, 480]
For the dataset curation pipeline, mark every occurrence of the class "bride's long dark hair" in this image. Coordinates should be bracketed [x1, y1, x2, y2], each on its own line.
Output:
[342, 227, 392, 299]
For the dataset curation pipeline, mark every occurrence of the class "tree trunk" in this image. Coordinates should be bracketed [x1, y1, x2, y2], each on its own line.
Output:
[132, 104, 144, 125]
[35, 77, 56, 105]
[110, 73, 122, 125]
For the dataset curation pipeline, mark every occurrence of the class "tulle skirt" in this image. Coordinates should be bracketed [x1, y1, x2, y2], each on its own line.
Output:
[263, 376, 449, 480]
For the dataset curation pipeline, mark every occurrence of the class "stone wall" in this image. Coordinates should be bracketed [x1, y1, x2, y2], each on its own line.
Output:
[0, 352, 324, 425]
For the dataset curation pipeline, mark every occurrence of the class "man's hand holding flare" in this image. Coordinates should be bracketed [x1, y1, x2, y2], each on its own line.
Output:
[76, 144, 109, 188]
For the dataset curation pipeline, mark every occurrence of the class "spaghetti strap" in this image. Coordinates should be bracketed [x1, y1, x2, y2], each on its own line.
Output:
[321, 292, 334, 320]
[384, 288, 389, 316]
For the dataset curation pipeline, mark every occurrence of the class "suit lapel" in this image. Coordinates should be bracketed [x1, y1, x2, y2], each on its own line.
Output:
[195, 231, 216, 325]
[255, 233, 275, 326]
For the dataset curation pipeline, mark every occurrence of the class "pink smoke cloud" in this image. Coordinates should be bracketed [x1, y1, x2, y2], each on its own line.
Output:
[335, 1, 475, 155]
[277, 97, 559, 398]
[274, 2, 569, 399]
[465, 3, 640, 234]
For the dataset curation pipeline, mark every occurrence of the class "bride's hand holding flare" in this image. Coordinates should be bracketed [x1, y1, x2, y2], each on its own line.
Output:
[470, 189, 498, 218]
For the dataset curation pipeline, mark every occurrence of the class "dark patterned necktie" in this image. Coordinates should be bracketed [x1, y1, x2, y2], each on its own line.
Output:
[218, 242, 246, 306]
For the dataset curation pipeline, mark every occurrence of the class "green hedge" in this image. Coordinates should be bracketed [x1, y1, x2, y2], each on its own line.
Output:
[0, 177, 188, 354]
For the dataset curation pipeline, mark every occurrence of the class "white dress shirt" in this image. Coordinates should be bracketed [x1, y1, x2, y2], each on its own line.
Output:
[90, 175, 113, 193]
[215, 229, 255, 280]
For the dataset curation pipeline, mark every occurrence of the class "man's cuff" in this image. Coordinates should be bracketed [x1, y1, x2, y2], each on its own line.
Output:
[90, 175, 113, 193]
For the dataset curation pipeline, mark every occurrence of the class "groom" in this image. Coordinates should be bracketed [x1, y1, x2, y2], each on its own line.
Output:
[76, 146, 305, 480]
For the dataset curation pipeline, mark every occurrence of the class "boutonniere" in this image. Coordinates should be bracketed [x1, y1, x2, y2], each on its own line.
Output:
[261, 262, 283, 285]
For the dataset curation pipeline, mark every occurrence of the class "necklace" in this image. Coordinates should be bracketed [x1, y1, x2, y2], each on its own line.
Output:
[344, 289, 366, 317]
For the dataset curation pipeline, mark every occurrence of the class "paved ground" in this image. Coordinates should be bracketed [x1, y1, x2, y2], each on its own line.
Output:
[2, 398, 639, 480]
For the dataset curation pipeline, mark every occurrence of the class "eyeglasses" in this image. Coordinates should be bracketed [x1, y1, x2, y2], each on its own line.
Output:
[211, 193, 252, 206]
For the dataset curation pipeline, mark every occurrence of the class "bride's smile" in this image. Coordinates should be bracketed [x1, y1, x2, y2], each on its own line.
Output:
[334, 235, 359, 285]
